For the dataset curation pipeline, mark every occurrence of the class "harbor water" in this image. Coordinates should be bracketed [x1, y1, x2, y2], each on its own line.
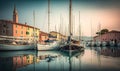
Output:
[0, 47, 120, 71]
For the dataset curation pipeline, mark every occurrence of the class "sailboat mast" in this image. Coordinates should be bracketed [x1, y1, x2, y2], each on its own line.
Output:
[91, 20, 92, 42]
[48, 0, 50, 34]
[99, 22, 101, 42]
[69, 0, 72, 56]
[79, 11, 81, 41]
[69, 0, 72, 38]
[59, 14, 62, 40]
[33, 11, 36, 45]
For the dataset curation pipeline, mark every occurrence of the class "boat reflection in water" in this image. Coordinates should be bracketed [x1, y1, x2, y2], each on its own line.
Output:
[0, 47, 120, 71]
[0, 50, 37, 71]
[34, 50, 84, 71]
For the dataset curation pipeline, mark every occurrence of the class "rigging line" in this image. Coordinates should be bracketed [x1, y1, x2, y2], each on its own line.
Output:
[48, 0, 50, 33]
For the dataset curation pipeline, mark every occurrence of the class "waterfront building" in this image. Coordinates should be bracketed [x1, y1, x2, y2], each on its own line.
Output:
[50, 31, 66, 41]
[26, 24, 40, 41]
[0, 5, 40, 41]
[39, 31, 49, 42]
[94, 30, 120, 43]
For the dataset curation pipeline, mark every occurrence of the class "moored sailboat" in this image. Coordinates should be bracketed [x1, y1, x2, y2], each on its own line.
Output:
[37, 0, 60, 51]
[59, 0, 84, 53]
[0, 35, 36, 50]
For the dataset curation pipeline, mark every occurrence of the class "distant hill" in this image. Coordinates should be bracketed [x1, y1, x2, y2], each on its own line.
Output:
[72, 36, 93, 41]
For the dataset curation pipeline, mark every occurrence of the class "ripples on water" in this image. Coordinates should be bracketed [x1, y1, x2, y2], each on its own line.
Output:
[0, 47, 120, 71]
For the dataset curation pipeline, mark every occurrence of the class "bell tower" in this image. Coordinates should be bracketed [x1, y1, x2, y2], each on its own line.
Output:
[13, 5, 18, 23]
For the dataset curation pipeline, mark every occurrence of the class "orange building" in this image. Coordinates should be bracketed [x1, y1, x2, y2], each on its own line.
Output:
[0, 5, 40, 38]
[39, 31, 49, 42]
[13, 23, 27, 37]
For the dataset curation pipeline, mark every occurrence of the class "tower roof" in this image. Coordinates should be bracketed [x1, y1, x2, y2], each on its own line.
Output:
[13, 4, 17, 14]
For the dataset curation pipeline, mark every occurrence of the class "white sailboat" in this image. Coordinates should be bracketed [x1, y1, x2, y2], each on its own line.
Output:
[37, 0, 60, 51]
[0, 35, 36, 50]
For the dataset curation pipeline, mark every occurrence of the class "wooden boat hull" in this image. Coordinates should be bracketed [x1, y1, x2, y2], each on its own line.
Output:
[59, 44, 84, 53]
[0, 44, 36, 51]
[37, 41, 60, 51]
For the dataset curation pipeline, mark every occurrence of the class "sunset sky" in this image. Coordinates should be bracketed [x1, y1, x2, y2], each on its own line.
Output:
[0, 0, 120, 36]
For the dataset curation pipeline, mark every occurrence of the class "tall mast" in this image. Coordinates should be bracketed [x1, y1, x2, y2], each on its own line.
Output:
[55, 24, 56, 32]
[79, 11, 81, 41]
[69, 0, 72, 45]
[72, 15, 74, 36]
[48, 0, 50, 34]
[99, 22, 101, 42]
[69, 0, 72, 59]
[60, 14, 62, 40]
[69, 0, 72, 37]
[33, 11, 35, 41]
[90, 20, 92, 41]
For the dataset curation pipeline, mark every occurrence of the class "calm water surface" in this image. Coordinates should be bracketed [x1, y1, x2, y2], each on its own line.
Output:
[0, 47, 120, 71]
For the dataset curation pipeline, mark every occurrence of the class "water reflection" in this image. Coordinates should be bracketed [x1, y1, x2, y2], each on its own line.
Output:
[0, 50, 37, 71]
[93, 47, 120, 57]
[0, 48, 120, 71]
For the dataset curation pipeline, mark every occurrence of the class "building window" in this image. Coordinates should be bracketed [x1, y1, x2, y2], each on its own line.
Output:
[3, 24, 6, 27]
[16, 30, 17, 33]
[6, 30, 9, 35]
[26, 31, 29, 35]
[21, 31, 23, 34]
[21, 26, 23, 29]
[2, 30, 5, 33]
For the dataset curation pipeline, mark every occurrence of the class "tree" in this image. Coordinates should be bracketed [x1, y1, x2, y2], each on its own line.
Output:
[96, 29, 109, 35]
[101, 29, 109, 34]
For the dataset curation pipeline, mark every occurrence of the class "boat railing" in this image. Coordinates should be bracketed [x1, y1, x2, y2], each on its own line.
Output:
[0, 35, 35, 45]
[0, 35, 34, 40]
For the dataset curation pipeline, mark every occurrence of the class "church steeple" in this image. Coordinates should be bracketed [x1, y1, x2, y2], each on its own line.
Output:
[13, 4, 18, 23]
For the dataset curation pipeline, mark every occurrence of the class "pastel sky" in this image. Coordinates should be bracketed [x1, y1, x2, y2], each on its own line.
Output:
[0, 0, 120, 36]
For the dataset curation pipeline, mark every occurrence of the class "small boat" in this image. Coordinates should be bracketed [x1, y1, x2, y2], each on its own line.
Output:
[0, 36, 36, 51]
[37, 40, 61, 51]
